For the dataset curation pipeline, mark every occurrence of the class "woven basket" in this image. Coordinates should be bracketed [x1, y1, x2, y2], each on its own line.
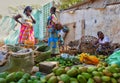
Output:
[79, 35, 97, 54]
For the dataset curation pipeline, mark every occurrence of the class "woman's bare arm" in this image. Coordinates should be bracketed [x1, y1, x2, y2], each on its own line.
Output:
[14, 14, 22, 25]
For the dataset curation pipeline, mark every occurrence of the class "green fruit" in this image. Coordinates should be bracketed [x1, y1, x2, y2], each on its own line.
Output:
[60, 74, 70, 83]
[40, 77, 47, 83]
[47, 76, 58, 83]
[102, 69, 112, 77]
[33, 80, 41, 83]
[105, 66, 117, 73]
[10, 82, 15, 83]
[6, 72, 16, 82]
[0, 78, 6, 83]
[87, 78, 95, 83]
[113, 73, 119, 78]
[97, 67, 104, 72]
[79, 67, 87, 72]
[55, 68, 66, 76]
[15, 71, 24, 81]
[111, 78, 117, 83]
[67, 68, 78, 77]
[52, 66, 59, 73]
[27, 80, 33, 83]
[65, 67, 70, 71]
[101, 76, 110, 82]
[18, 79, 26, 83]
[87, 67, 97, 73]
[77, 75, 87, 83]
[111, 64, 119, 68]
[22, 73, 30, 80]
[93, 76, 102, 83]
[81, 73, 92, 79]
[70, 78, 79, 83]
[92, 71, 101, 76]
[0, 72, 9, 78]
[45, 73, 55, 80]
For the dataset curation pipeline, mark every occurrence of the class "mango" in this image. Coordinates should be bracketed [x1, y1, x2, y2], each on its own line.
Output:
[60, 74, 70, 83]
[81, 72, 92, 79]
[47, 76, 58, 83]
[77, 75, 87, 83]
[67, 68, 78, 77]
[101, 76, 110, 82]
[55, 68, 66, 76]
[87, 78, 95, 83]
[111, 78, 117, 83]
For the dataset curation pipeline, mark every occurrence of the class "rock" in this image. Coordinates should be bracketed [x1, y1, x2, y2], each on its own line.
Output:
[39, 61, 59, 74]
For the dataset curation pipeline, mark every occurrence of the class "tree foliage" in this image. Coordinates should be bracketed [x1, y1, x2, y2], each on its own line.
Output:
[60, 0, 84, 10]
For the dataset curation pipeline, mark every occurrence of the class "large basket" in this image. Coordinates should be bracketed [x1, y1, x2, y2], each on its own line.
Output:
[34, 45, 51, 63]
[79, 35, 97, 54]
[6, 49, 34, 73]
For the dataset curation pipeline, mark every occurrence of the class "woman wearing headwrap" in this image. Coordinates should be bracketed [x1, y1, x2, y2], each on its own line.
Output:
[14, 6, 36, 44]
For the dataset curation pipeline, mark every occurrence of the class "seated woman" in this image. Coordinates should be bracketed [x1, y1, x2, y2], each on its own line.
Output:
[95, 31, 111, 55]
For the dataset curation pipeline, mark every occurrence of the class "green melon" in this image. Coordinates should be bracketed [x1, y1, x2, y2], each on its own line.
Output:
[55, 68, 66, 76]
[0, 78, 6, 83]
[17, 79, 26, 83]
[101, 76, 110, 82]
[0, 72, 9, 78]
[6, 72, 16, 82]
[60, 74, 70, 83]
[15, 71, 24, 81]
[67, 68, 78, 77]
[47, 76, 58, 83]
[70, 78, 79, 83]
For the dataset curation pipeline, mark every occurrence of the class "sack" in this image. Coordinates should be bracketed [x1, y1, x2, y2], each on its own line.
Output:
[105, 50, 120, 67]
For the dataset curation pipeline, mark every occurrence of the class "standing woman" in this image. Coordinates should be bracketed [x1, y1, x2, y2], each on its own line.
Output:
[14, 6, 36, 44]
[47, 7, 59, 55]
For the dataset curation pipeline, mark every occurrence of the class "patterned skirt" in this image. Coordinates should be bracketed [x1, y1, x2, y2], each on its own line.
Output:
[18, 24, 35, 44]
[48, 28, 59, 54]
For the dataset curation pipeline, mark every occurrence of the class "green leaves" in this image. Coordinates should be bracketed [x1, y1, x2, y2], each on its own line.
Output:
[60, 0, 83, 10]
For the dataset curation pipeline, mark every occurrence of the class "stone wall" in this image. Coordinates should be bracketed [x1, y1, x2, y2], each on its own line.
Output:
[60, 4, 120, 43]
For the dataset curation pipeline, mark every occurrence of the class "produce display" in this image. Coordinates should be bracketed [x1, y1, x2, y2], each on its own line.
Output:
[46, 54, 80, 67]
[0, 71, 45, 83]
[0, 43, 119, 83]
[44, 64, 120, 83]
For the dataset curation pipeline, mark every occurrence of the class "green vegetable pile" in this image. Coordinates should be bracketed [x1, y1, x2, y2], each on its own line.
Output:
[46, 56, 79, 67]
[0, 71, 45, 83]
[44, 64, 120, 83]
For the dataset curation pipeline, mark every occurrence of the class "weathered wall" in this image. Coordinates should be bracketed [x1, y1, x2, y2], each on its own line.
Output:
[60, 4, 120, 43]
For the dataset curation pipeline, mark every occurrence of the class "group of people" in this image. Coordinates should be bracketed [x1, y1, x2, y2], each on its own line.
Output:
[14, 6, 67, 55]
[14, 6, 111, 56]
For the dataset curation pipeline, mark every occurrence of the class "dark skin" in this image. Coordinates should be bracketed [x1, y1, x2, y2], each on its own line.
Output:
[14, 9, 36, 25]
[95, 33, 109, 46]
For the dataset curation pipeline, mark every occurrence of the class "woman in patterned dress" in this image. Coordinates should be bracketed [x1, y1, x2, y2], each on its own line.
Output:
[14, 6, 36, 44]
[47, 7, 59, 55]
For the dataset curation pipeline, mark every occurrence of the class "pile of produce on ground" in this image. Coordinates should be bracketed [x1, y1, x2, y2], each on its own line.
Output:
[44, 64, 120, 83]
[45, 53, 80, 67]
[0, 71, 46, 83]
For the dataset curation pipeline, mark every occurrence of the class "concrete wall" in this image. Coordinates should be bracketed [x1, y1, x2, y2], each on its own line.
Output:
[60, 4, 120, 43]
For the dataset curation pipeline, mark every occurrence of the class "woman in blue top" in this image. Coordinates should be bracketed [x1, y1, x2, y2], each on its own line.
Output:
[47, 7, 59, 55]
